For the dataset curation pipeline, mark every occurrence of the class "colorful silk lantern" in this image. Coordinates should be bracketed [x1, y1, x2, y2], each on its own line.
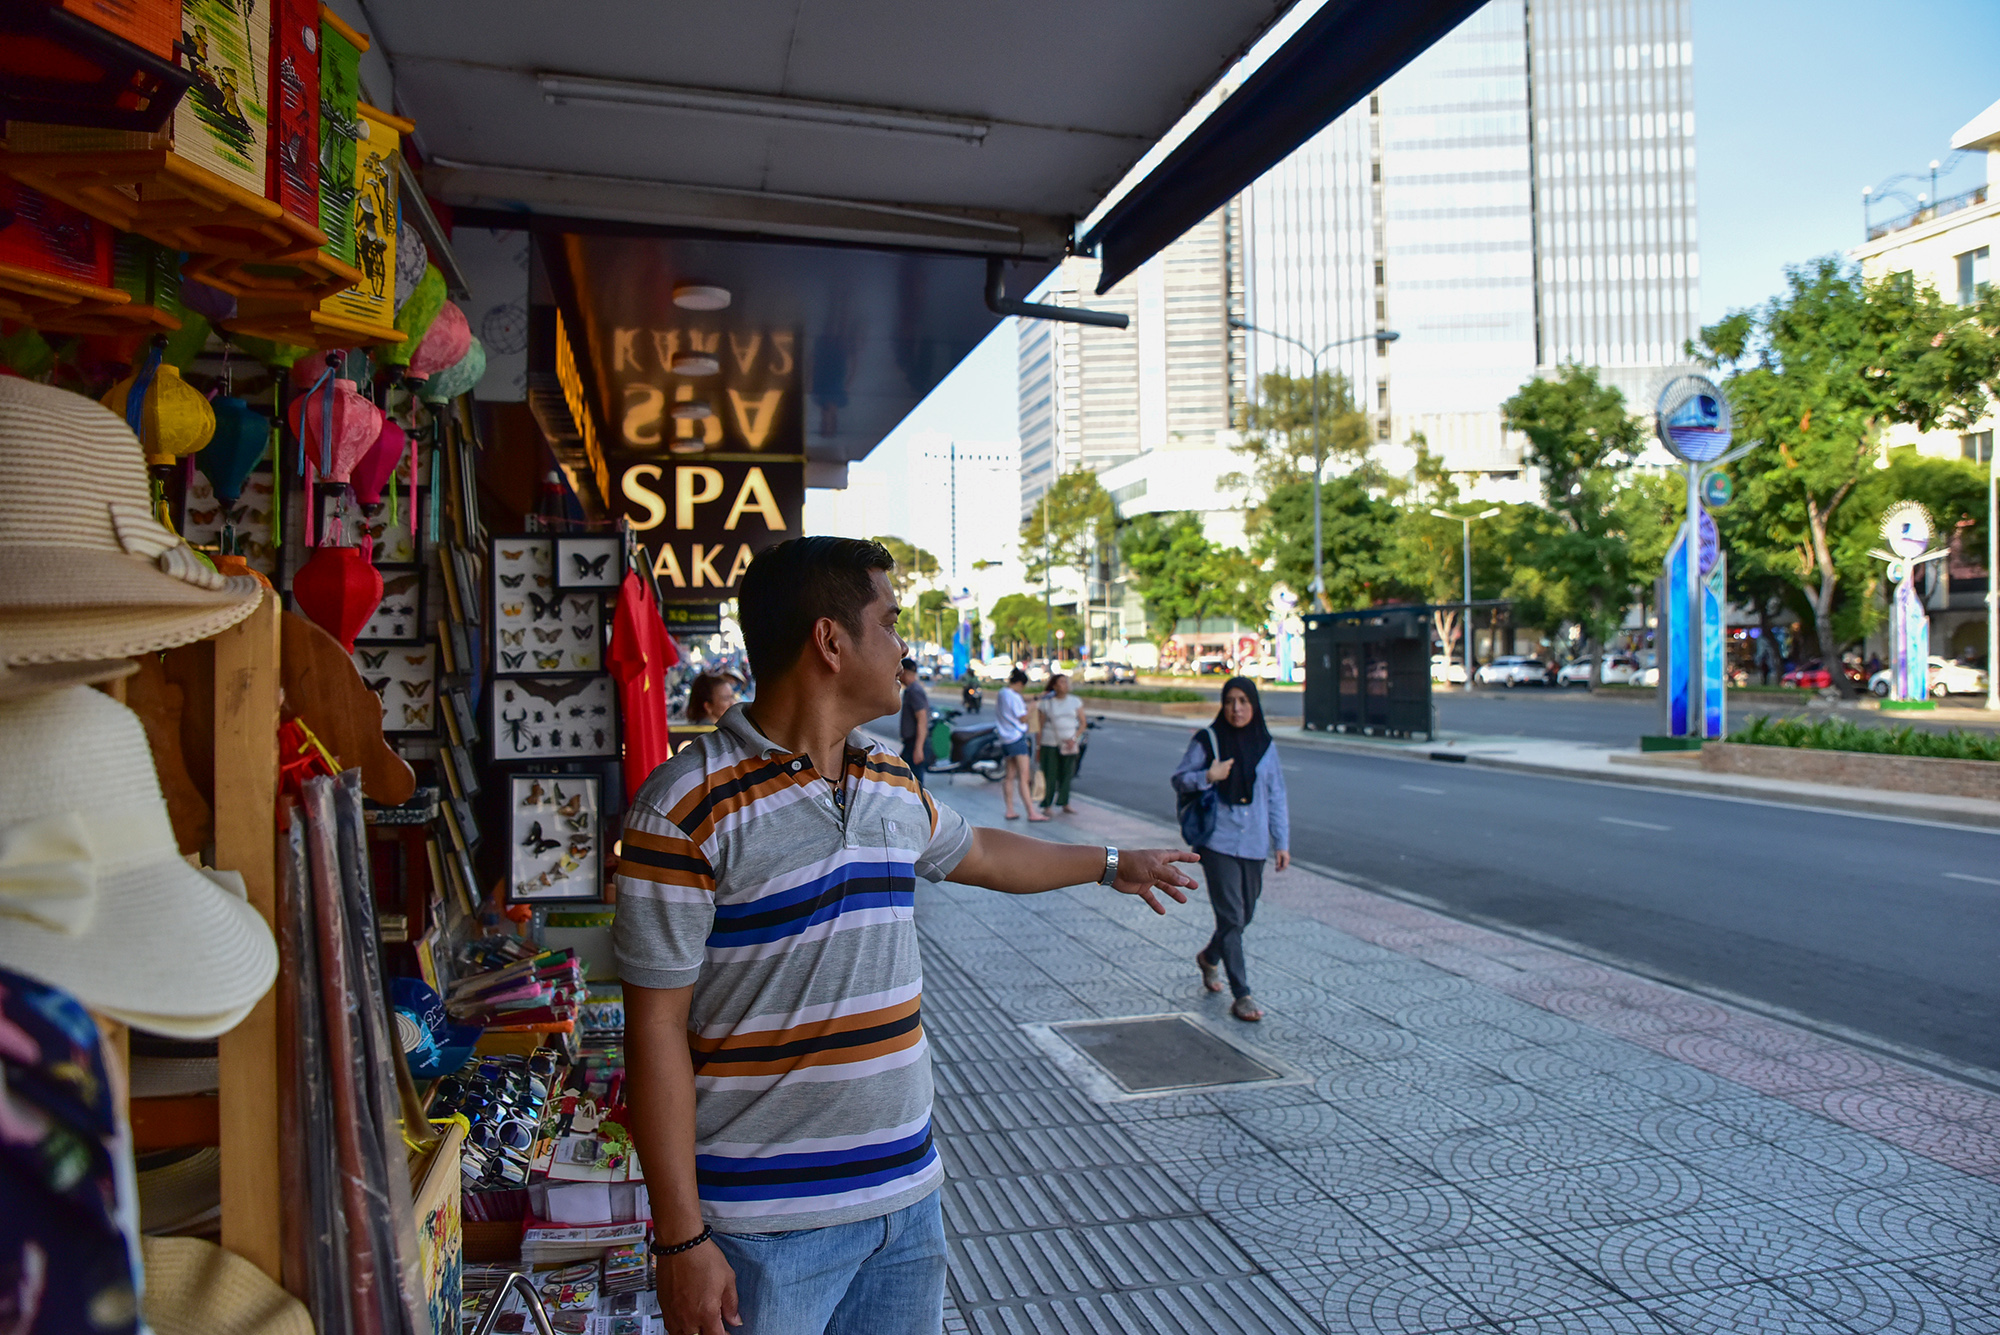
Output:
[197, 397, 271, 503]
[291, 544, 383, 652]
[101, 363, 216, 464]
[382, 264, 444, 369]
[349, 419, 406, 506]
[286, 377, 383, 483]
[418, 337, 485, 404]
[407, 301, 470, 380]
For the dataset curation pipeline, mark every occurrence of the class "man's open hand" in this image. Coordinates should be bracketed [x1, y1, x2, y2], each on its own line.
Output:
[660, 1241, 740, 1333]
[1110, 848, 1199, 914]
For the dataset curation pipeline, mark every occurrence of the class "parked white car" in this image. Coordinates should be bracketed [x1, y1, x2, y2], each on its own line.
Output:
[1869, 657, 1988, 698]
[1474, 655, 1549, 687]
[1251, 657, 1282, 681]
[1556, 653, 1642, 687]
[1430, 654, 1467, 685]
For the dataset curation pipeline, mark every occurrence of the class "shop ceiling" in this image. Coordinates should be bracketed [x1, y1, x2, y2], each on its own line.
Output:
[338, 0, 1484, 470]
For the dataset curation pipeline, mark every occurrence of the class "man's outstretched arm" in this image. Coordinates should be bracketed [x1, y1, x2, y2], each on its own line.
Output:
[947, 827, 1198, 913]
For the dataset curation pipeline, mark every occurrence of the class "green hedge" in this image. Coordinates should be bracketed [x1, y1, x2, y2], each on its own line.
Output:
[1728, 714, 2000, 762]
[1073, 686, 1205, 704]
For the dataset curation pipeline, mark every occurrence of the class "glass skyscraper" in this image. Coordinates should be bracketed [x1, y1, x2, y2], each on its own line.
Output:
[1242, 0, 1697, 489]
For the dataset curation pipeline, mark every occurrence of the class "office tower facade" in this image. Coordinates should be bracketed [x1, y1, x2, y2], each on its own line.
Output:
[1242, 0, 1698, 487]
[1016, 204, 1245, 516]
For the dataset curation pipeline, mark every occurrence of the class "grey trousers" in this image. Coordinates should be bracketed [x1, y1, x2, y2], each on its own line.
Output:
[1197, 849, 1264, 999]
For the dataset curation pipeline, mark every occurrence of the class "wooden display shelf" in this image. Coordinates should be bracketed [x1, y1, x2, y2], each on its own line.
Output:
[224, 298, 403, 350]
[0, 146, 323, 263]
[0, 259, 182, 334]
[183, 245, 360, 307]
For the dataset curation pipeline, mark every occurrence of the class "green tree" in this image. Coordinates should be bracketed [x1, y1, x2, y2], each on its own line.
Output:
[1500, 364, 1651, 684]
[987, 592, 1080, 658]
[1251, 476, 1409, 612]
[908, 588, 959, 649]
[1230, 369, 1373, 498]
[872, 535, 938, 606]
[1119, 513, 1268, 653]
[1696, 258, 1990, 693]
[1020, 470, 1115, 585]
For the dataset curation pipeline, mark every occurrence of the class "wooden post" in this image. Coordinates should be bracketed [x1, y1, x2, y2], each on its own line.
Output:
[212, 594, 284, 1281]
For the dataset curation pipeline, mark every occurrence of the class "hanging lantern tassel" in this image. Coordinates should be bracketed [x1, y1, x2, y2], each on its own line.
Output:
[429, 443, 441, 543]
[409, 416, 420, 536]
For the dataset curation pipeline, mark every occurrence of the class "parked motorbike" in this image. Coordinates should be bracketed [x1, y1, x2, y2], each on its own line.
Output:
[925, 706, 1005, 781]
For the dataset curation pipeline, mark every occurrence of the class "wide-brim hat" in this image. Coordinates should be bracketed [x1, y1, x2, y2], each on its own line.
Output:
[0, 653, 136, 699]
[0, 685, 277, 1037]
[142, 1236, 313, 1335]
[0, 377, 264, 664]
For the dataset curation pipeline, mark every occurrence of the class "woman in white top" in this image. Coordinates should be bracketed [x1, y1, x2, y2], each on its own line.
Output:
[1036, 673, 1087, 815]
[994, 667, 1038, 820]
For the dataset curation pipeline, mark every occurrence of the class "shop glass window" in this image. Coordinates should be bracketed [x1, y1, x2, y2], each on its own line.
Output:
[1958, 247, 1991, 307]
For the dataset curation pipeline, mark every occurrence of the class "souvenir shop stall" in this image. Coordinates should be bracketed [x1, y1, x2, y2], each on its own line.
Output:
[0, 4, 685, 1333]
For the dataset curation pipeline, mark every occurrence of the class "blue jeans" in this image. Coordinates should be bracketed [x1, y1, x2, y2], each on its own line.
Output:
[712, 1190, 946, 1335]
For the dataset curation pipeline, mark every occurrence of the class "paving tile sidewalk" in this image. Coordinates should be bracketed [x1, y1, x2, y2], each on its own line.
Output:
[913, 771, 2000, 1334]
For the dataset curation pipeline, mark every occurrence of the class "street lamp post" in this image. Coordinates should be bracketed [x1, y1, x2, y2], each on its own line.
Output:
[1430, 507, 1501, 691]
[1228, 317, 1399, 611]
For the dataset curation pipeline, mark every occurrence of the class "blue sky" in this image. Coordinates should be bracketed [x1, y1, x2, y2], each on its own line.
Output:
[817, 0, 2000, 536]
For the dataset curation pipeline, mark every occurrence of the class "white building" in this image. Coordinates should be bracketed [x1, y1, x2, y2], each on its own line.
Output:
[1242, 0, 1699, 503]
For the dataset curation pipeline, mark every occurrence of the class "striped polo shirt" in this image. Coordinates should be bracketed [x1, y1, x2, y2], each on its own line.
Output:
[612, 703, 972, 1232]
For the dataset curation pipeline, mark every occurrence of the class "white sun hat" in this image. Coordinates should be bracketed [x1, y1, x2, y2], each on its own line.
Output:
[0, 685, 277, 1037]
[0, 377, 264, 664]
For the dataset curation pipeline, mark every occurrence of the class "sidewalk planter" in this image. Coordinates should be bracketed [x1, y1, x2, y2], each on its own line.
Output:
[1084, 699, 1214, 718]
[1700, 741, 2000, 800]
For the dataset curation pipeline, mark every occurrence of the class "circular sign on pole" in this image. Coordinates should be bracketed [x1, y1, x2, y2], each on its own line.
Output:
[1880, 501, 1934, 558]
[1656, 374, 1733, 463]
[1701, 470, 1733, 508]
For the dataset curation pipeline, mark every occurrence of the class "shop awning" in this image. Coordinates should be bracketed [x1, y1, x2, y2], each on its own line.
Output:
[339, 0, 1304, 259]
[1077, 0, 1488, 290]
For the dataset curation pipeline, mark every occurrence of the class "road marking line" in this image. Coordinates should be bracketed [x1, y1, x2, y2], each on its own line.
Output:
[1400, 784, 1446, 795]
[1944, 872, 2000, 887]
[1600, 816, 1672, 831]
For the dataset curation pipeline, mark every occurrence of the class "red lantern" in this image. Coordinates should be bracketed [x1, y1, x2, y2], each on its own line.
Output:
[408, 301, 470, 380]
[350, 419, 406, 506]
[287, 377, 382, 484]
[291, 545, 383, 652]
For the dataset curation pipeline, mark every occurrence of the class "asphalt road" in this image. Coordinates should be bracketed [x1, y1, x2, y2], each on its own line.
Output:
[1057, 716, 2000, 1080]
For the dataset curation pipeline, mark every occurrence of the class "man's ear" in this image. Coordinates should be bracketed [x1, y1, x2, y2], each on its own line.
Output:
[809, 615, 845, 674]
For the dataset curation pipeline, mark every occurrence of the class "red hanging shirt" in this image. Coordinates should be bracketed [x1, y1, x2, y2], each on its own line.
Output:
[607, 570, 679, 804]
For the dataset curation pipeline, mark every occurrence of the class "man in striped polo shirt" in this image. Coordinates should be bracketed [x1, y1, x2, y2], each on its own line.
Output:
[616, 537, 1199, 1335]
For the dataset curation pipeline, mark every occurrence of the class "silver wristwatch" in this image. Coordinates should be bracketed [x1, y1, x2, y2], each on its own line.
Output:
[1098, 845, 1119, 886]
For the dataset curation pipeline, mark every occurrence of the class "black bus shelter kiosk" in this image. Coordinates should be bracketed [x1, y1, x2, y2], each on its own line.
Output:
[1303, 605, 1434, 740]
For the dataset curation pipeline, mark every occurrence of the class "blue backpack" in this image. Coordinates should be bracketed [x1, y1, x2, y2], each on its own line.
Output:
[1176, 726, 1219, 850]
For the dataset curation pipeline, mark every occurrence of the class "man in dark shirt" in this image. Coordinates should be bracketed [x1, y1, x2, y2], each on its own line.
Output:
[898, 658, 931, 787]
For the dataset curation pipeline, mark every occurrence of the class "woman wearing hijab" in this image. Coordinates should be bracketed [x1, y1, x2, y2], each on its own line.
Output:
[1171, 676, 1291, 1021]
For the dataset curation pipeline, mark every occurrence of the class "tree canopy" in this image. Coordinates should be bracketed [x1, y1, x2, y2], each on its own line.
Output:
[986, 592, 1080, 658]
[1118, 513, 1268, 650]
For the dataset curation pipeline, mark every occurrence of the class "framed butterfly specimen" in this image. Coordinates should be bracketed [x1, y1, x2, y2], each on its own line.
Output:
[351, 640, 437, 735]
[555, 535, 623, 590]
[493, 534, 602, 675]
[488, 676, 618, 760]
[510, 773, 602, 902]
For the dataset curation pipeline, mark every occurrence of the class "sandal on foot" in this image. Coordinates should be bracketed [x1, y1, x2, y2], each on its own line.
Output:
[1197, 955, 1224, 993]
[1004, 811, 1021, 820]
[1231, 995, 1264, 1023]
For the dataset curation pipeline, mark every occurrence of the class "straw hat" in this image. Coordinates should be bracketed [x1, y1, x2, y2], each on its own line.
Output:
[0, 377, 264, 665]
[141, 1237, 313, 1335]
[0, 652, 135, 699]
[0, 685, 277, 1037]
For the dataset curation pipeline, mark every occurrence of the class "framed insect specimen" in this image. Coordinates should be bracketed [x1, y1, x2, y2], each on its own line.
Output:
[488, 675, 619, 762]
[318, 489, 423, 566]
[184, 467, 278, 578]
[354, 568, 426, 643]
[509, 773, 602, 903]
[555, 535, 622, 590]
[352, 641, 437, 735]
[493, 535, 601, 675]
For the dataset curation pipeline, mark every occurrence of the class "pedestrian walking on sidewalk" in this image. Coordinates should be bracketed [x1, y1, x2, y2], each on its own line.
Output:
[615, 537, 1197, 1335]
[897, 657, 930, 787]
[1173, 676, 1291, 1022]
[1037, 672, 1086, 815]
[995, 667, 1038, 820]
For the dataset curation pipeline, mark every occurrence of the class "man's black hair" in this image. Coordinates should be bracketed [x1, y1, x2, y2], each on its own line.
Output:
[738, 536, 896, 683]
[900, 657, 918, 673]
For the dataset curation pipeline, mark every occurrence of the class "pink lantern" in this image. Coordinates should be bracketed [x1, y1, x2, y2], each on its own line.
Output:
[287, 378, 383, 484]
[349, 419, 406, 506]
[407, 301, 470, 380]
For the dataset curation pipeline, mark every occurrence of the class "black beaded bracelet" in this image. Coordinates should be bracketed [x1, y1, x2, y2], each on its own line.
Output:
[648, 1225, 713, 1258]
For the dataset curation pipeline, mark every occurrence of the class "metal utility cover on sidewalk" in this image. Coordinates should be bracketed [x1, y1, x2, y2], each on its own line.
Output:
[1052, 1015, 1280, 1094]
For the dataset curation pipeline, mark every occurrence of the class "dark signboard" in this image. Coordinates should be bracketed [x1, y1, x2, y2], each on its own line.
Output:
[617, 459, 803, 597]
[658, 602, 722, 637]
